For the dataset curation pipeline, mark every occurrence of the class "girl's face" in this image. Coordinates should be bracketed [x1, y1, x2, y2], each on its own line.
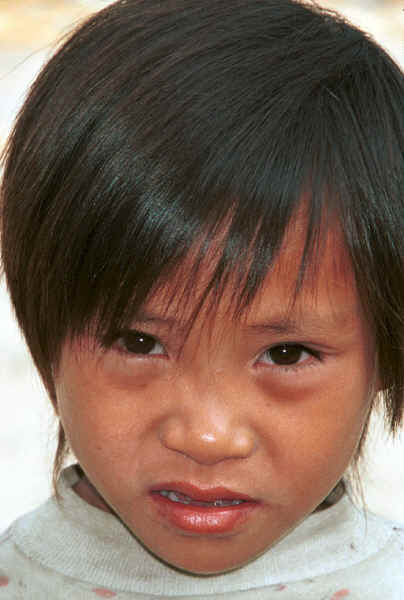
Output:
[55, 224, 376, 574]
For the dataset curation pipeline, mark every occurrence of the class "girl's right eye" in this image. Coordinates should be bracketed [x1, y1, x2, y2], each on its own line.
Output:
[115, 330, 166, 356]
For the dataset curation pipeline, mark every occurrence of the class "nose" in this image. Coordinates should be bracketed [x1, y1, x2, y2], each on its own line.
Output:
[159, 399, 257, 466]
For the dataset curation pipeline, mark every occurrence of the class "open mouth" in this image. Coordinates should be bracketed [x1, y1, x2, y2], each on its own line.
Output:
[150, 483, 259, 533]
[156, 490, 246, 507]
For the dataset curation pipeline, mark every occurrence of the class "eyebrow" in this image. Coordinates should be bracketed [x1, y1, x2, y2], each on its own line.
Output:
[244, 319, 303, 336]
[244, 311, 352, 336]
[132, 308, 352, 336]
[131, 310, 182, 329]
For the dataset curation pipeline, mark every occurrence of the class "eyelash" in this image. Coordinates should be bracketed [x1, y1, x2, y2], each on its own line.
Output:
[258, 343, 322, 372]
[113, 330, 166, 357]
[111, 330, 322, 372]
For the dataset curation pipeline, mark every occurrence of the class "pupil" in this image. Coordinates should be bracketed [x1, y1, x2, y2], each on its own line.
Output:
[124, 331, 156, 354]
[269, 344, 302, 365]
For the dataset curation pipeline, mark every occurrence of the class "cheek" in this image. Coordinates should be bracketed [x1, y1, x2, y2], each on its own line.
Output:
[55, 355, 169, 473]
[55, 361, 125, 461]
[256, 367, 372, 494]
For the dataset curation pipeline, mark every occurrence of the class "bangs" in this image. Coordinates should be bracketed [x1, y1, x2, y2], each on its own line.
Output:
[45, 55, 394, 348]
[75, 165, 331, 348]
[2, 0, 404, 431]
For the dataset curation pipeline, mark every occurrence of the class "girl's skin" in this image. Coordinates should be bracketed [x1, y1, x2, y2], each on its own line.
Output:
[55, 215, 377, 574]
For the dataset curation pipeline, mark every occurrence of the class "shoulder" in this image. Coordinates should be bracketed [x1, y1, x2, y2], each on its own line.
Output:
[0, 515, 66, 599]
[367, 513, 404, 570]
[269, 498, 404, 599]
[0, 519, 44, 598]
[0, 504, 98, 600]
[324, 511, 404, 599]
[0, 467, 133, 599]
[0, 525, 14, 591]
[0, 517, 114, 600]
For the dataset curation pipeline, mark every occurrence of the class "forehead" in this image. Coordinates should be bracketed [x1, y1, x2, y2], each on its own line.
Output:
[141, 214, 361, 334]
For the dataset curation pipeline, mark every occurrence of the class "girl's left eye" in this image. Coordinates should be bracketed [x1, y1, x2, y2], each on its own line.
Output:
[260, 343, 318, 367]
[115, 330, 166, 356]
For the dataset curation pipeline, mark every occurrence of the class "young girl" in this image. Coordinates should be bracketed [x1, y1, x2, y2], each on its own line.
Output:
[1, 0, 403, 597]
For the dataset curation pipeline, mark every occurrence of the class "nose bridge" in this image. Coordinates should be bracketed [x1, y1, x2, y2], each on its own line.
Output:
[159, 375, 257, 465]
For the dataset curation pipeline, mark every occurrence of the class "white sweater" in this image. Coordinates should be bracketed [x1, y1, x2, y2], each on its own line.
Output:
[0, 465, 403, 599]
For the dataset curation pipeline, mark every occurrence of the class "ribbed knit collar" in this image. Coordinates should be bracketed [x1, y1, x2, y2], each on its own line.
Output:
[12, 465, 392, 596]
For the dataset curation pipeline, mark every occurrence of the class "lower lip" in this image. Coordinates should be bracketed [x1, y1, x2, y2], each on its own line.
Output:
[151, 493, 259, 534]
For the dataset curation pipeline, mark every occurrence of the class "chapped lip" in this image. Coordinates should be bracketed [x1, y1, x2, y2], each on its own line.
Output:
[149, 481, 258, 503]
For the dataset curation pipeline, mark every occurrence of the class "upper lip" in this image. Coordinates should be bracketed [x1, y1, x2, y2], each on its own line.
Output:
[149, 481, 258, 502]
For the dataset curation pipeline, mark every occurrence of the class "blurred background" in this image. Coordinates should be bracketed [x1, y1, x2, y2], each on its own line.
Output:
[1, 0, 404, 532]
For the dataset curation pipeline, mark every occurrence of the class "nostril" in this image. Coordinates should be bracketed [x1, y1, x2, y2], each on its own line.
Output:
[158, 416, 184, 451]
[232, 429, 257, 456]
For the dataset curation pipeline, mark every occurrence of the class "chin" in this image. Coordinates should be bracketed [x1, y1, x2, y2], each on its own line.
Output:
[154, 543, 266, 576]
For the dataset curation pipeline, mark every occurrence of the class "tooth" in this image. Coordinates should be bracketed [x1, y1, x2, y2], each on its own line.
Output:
[158, 490, 245, 506]
[164, 491, 192, 504]
[213, 499, 244, 506]
[167, 491, 180, 503]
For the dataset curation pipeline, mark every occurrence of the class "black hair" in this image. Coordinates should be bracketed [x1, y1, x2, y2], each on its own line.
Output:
[1, 0, 404, 487]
